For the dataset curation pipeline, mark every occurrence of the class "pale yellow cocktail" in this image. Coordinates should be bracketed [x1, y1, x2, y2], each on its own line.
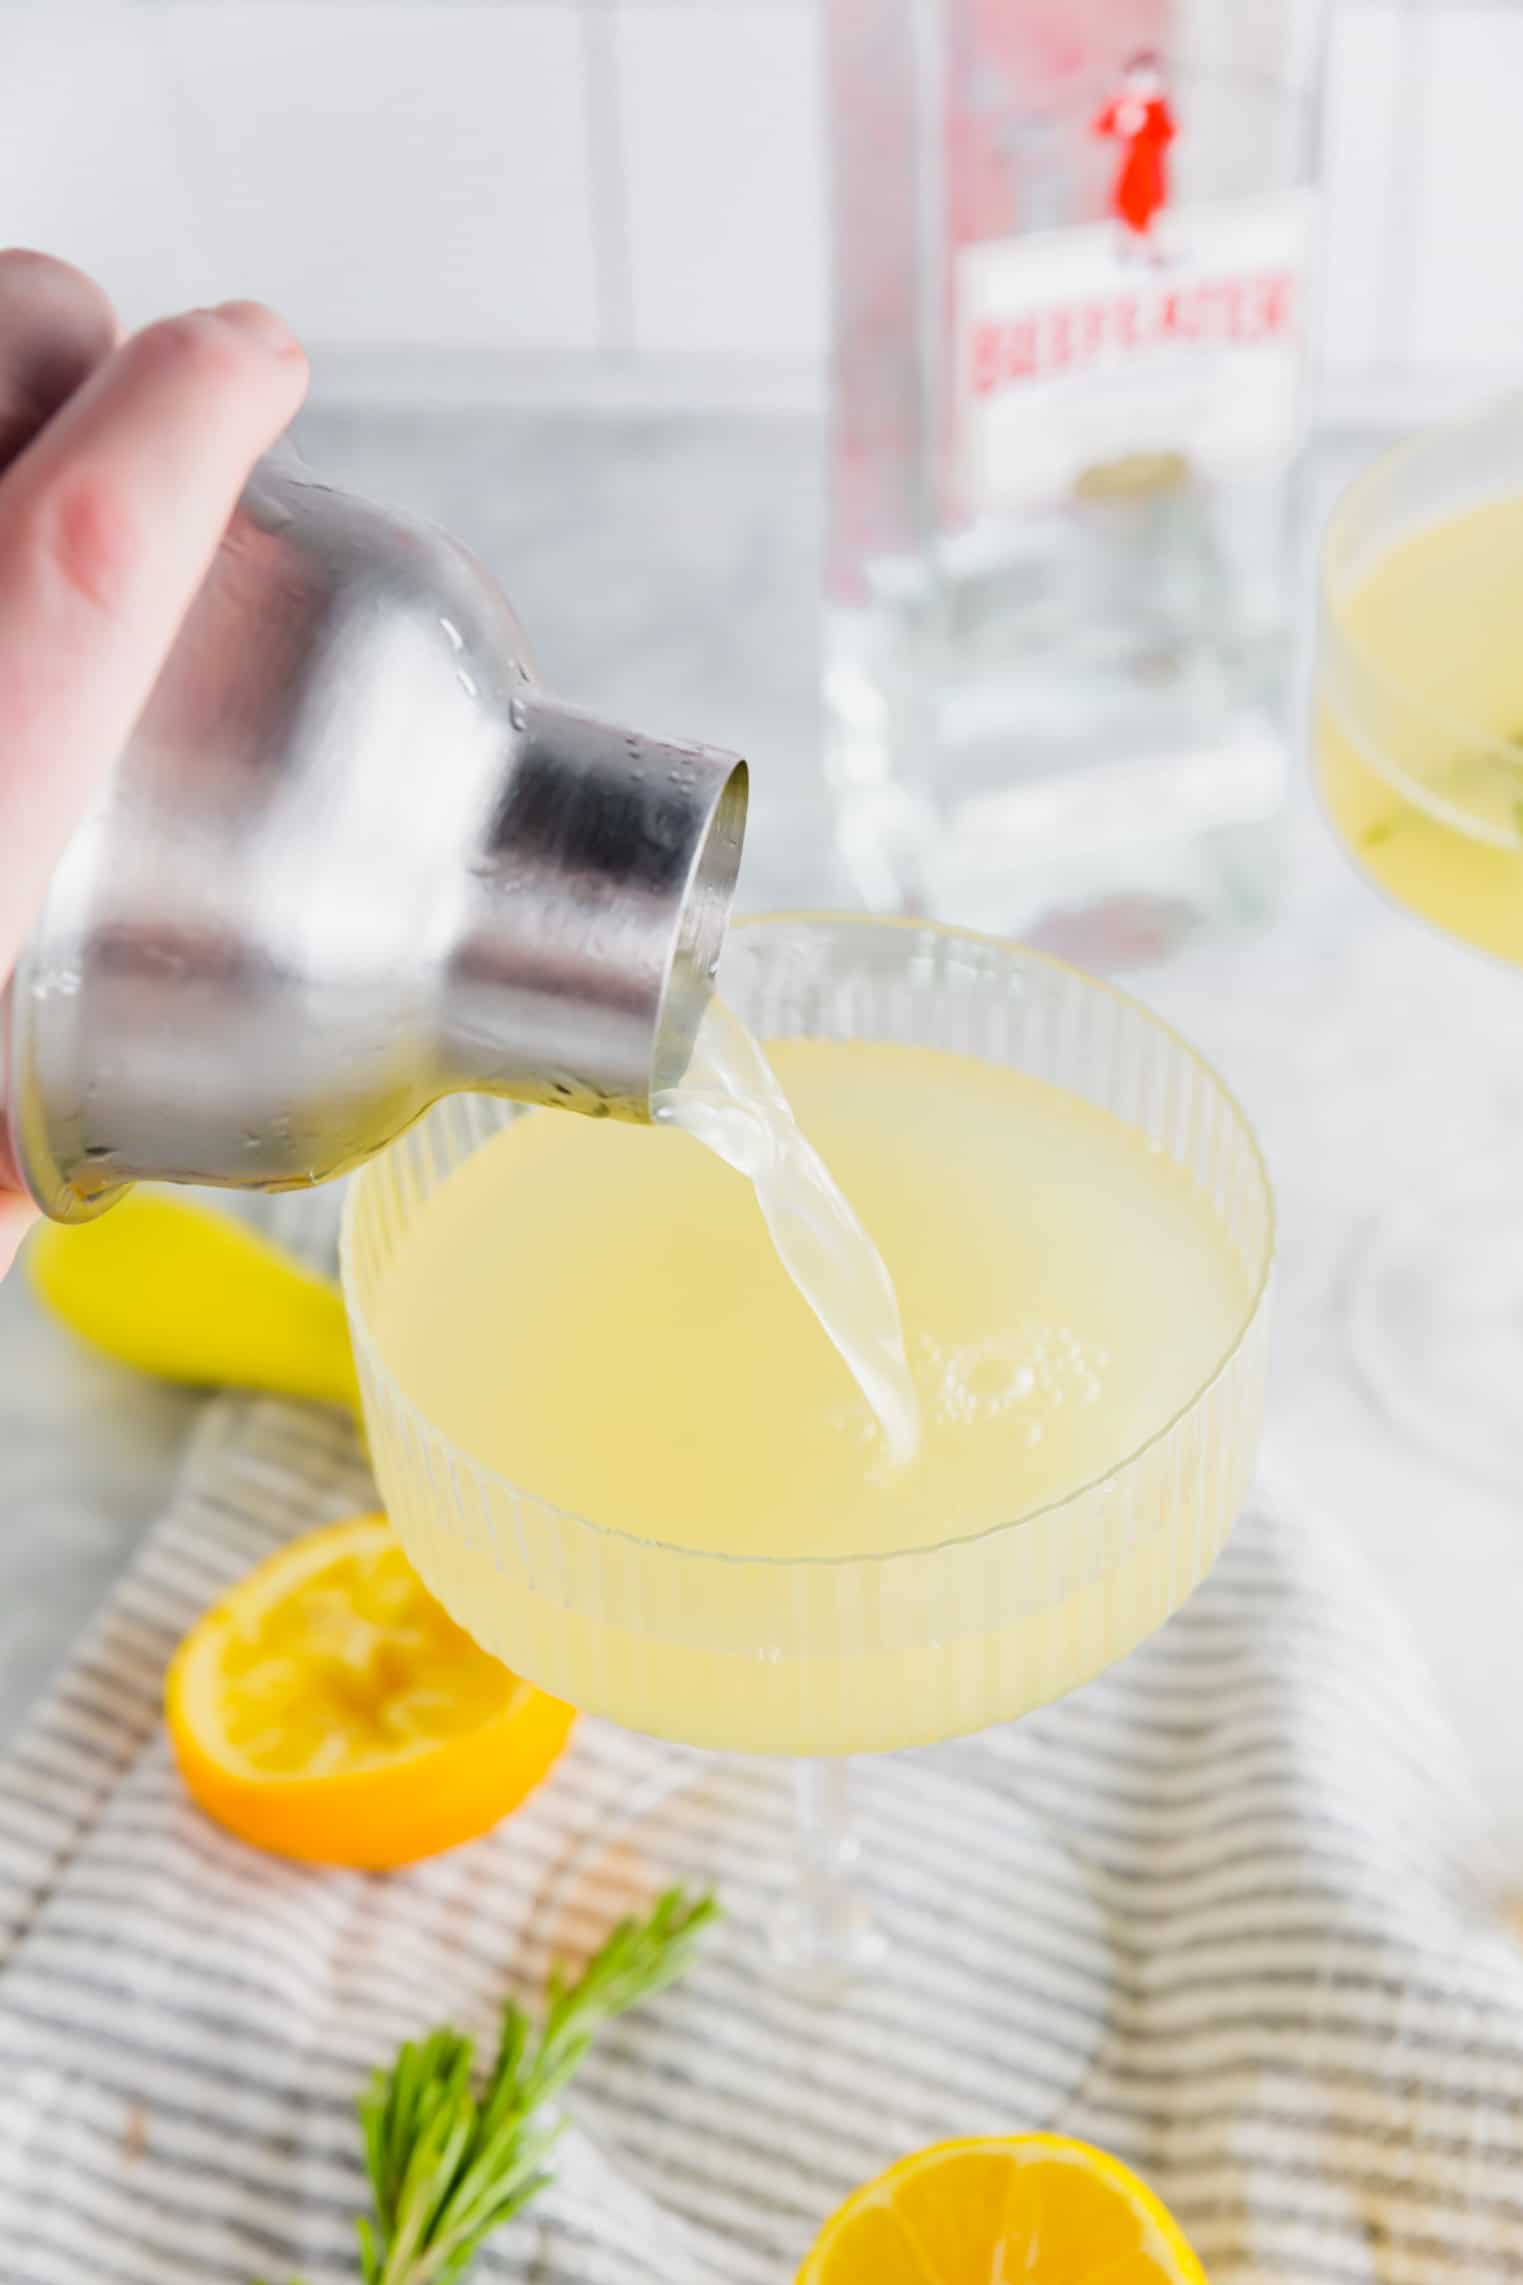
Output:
[345, 920, 1271, 1757]
[1315, 400, 1523, 1484]
[341, 916, 1273, 2242]
[1319, 488, 1523, 965]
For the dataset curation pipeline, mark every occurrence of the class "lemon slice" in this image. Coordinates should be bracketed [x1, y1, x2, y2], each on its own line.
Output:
[797, 2135, 1207, 2285]
[28, 1190, 357, 1408]
[166, 1513, 574, 1867]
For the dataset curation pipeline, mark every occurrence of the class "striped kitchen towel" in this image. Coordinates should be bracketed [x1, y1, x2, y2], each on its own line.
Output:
[1, 1308, 1522, 2276]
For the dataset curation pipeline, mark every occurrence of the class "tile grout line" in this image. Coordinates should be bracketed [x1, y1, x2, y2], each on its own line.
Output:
[582, 0, 638, 357]
[1379, 0, 1430, 378]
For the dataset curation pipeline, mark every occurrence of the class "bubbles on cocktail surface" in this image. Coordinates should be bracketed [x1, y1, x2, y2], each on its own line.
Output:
[934, 1335, 1037, 1422]
[922, 1324, 1107, 1431]
[828, 1323, 1110, 1475]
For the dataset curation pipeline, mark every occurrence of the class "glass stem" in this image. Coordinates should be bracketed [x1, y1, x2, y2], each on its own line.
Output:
[770, 1757, 886, 1995]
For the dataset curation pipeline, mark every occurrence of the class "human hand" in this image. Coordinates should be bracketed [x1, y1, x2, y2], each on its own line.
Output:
[0, 251, 308, 1277]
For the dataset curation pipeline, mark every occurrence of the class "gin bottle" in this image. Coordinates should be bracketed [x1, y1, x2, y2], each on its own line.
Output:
[824, 0, 1321, 963]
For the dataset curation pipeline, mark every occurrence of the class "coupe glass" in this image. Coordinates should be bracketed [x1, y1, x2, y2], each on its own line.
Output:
[342, 915, 1272, 2261]
[1317, 400, 1523, 1483]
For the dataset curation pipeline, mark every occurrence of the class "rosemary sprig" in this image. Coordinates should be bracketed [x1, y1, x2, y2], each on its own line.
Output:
[261, 1886, 716, 2285]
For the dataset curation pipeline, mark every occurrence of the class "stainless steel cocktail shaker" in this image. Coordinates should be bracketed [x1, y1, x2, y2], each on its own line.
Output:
[0, 450, 747, 1223]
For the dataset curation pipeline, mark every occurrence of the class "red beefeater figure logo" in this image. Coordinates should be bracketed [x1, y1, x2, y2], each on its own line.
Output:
[1092, 49, 1175, 259]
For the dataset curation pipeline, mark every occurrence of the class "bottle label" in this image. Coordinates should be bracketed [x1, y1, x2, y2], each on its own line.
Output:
[955, 187, 1313, 513]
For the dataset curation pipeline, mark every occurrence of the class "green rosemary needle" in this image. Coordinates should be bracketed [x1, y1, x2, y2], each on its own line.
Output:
[259, 1885, 717, 2285]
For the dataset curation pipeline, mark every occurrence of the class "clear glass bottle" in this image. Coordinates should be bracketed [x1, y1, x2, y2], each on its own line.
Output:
[823, 0, 1323, 965]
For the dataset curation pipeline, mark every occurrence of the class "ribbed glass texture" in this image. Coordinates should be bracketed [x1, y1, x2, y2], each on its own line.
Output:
[1319, 391, 1523, 831]
[342, 916, 1273, 1755]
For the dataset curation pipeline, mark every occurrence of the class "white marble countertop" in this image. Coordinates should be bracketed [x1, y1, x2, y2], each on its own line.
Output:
[4, 409, 1521, 1871]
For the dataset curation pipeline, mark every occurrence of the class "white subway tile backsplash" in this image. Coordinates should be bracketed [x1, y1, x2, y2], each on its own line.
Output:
[610, 0, 826, 360]
[157, 1, 601, 351]
[1410, 7, 1523, 381]
[0, 0, 1517, 411]
[1319, 2, 1408, 379]
[0, 4, 219, 328]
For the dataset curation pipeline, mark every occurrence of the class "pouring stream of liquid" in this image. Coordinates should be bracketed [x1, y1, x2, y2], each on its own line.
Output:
[654, 1001, 921, 1465]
